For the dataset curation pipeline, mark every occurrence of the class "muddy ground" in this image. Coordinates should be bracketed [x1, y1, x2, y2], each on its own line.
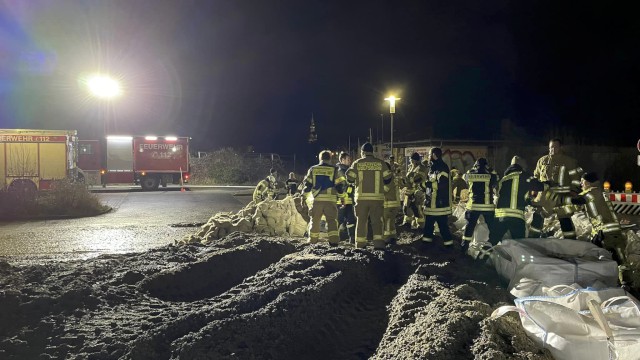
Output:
[0, 227, 556, 360]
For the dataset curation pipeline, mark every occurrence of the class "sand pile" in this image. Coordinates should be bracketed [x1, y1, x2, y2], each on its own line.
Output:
[0, 229, 555, 359]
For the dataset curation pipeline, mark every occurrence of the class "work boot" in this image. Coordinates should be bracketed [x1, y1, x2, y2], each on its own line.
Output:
[373, 239, 386, 250]
[460, 240, 469, 251]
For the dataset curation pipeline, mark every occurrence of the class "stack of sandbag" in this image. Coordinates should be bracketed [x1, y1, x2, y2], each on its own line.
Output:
[252, 196, 307, 236]
[491, 284, 640, 360]
[490, 238, 619, 297]
[178, 195, 307, 245]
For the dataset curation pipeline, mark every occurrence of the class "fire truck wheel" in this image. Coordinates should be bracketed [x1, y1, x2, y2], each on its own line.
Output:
[140, 176, 160, 191]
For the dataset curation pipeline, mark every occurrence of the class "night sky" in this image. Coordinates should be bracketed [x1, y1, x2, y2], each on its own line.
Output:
[1, 0, 639, 154]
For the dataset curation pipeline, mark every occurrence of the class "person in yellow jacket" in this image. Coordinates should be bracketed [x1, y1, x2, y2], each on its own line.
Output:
[346, 143, 393, 250]
[302, 150, 344, 245]
[461, 158, 499, 248]
[402, 152, 427, 230]
[336, 151, 356, 243]
[531, 138, 583, 239]
[570, 172, 634, 288]
[253, 168, 277, 203]
[422, 147, 454, 246]
[383, 159, 401, 244]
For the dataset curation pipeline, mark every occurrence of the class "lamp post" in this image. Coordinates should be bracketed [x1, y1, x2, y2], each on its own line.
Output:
[384, 96, 400, 158]
[85, 73, 122, 187]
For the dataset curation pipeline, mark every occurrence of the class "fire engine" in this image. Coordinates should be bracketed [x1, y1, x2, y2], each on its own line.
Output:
[78, 135, 190, 190]
[0, 129, 79, 192]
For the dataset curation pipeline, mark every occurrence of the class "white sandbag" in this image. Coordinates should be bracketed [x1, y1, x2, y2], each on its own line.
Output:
[490, 238, 619, 297]
[492, 290, 640, 360]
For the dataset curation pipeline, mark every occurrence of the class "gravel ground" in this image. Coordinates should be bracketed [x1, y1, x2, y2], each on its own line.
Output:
[0, 229, 554, 359]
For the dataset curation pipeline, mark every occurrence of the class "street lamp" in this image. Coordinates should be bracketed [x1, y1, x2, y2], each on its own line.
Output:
[384, 96, 400, 158]
[83, 73, 122, 188]
[84, 73, 123, 135]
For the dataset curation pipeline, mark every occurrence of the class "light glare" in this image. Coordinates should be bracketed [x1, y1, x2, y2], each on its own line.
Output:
[87, 74, 123, 99]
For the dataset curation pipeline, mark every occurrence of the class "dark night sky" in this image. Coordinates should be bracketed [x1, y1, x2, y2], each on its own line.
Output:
[1, 0, 639, 154]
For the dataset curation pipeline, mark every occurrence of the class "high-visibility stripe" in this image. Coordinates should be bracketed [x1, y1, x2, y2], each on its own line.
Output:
[356, 194, 385, 201]
[510, 174, 519, 209]
[495, 208, 525, 219]
[374, 170, 380, 194]
[468, 204, 495, 211]
[384, 200, 401, 208]
[425, 208, 452, 215]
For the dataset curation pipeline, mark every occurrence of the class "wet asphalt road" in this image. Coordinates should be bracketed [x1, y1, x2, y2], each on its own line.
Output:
[0, 187, 251, 263]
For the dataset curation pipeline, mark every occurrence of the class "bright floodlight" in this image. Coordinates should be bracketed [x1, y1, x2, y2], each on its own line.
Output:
[87, 74, 122, 99]
[384, 96, 400, 114]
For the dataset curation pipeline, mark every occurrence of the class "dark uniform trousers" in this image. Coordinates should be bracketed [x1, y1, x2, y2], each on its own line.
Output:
[424, 215, 452, 241]
[338, 204, 356, 242]
[490, 217, 525, 245]
[463, 210, 495, 241]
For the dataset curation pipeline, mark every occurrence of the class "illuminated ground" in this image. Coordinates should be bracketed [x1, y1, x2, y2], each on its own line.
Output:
[0, 231, 553, 359]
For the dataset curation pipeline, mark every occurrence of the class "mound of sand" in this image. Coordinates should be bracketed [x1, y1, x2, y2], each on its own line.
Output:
[0, 231, 552, 359]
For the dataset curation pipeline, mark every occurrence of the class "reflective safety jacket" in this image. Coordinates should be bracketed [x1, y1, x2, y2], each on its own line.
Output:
[303, 162, 343, 203]
[424, 159, 452, 216]
[285, 178, 299, 195]
[336, 163, 355, 205]
[253, 177, 276, 202]
[571, 185, 622, 236]
[495, 164, 543, 219]
[345, 154, 392, 202]
[405, 162, 428, 193]
[534, 153, 582, 194]
[464, 166, 498, 211]
[451, 170, 468, 202]
[383, 162, 401, 209]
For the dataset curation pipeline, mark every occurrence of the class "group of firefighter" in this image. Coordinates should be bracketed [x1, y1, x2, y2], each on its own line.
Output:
[253, 138, 634, 288]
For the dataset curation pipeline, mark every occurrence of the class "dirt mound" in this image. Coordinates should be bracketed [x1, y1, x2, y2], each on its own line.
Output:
[0, 231, 551, 359]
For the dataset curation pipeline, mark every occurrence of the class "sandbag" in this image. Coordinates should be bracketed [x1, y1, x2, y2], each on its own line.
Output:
[490, 238, 619, 297]
[492, 289, 640, 360]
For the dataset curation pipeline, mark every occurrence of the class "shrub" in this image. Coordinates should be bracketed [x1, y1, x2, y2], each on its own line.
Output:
[0, 180, 110, 220]
[190, 148, 283, 185]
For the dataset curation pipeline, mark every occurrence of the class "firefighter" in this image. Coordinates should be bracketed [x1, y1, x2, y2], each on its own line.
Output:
[285, 172, 299, 196]
[346, 143, 392, 250]
[336, 152, 356, 243]
[402, 152, 427, 230]
[302, 150, 343, 245]
[491, 156, 544, 244]
[530, 139, 583, 239]
[570, 172, 633, 288]
[422, 147, 454, 246]
[461, 158, 498, 248]
[450, 167, 468, 204]
[253, 168, 277, 203]
[383, 159, 401, 244]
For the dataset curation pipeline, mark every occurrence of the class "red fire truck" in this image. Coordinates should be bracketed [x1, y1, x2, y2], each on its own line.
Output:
[78, 135, 190, 190]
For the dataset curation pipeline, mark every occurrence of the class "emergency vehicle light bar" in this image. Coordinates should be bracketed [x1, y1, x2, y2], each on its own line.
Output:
[107, 136, 133, 141]
[165, 136, 178, 141]
[145, 136, 158, 140]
